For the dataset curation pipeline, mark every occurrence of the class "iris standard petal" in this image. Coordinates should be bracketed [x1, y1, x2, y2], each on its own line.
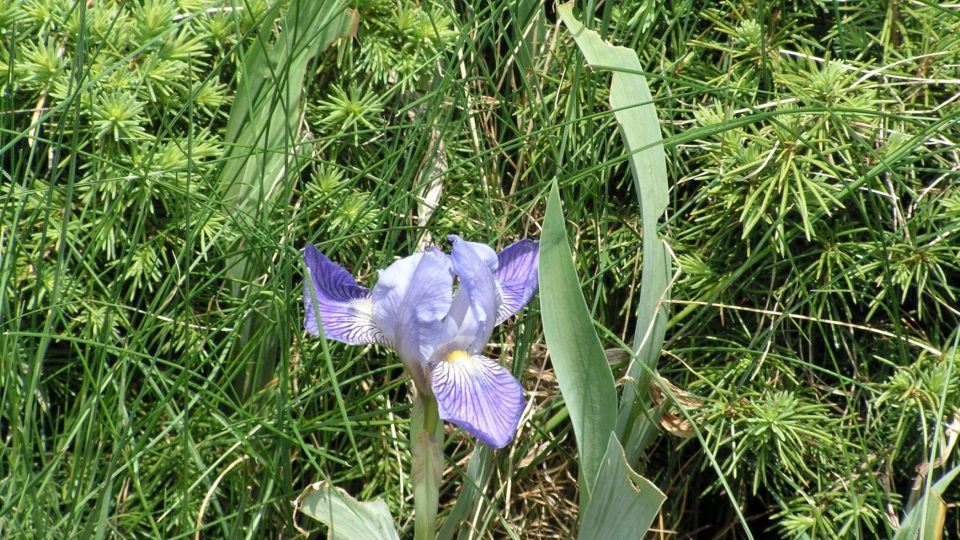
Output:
[447, 235, 498, 272]
[431, 352, 525, 448]
[303, 244, 384, 344]
[493, 239, 540, 324]
[448, 235, 500, 353]
[372, 248, 453, 374]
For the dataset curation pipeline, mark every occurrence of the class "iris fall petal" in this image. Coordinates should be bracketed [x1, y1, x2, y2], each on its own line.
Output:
[303, 244, 384, 344]
[431, 353, 525, 449]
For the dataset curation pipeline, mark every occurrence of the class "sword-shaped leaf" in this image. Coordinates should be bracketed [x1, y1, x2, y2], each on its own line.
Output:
[557, 1, 672, 465]
[580, 433, 666, 540]
[540, 180, 618, 505]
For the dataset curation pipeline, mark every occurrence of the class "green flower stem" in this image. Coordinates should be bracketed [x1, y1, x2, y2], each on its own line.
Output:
[411, 393, 442, 540]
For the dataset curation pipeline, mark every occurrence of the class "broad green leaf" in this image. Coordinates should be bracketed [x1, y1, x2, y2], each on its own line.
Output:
[295, 482, 400, 540]
[579, 433, 666, 540]
[511, 0, 546, 90]
[894, 464, 960, 540]
[540, 180, 618, 504]
[557, 2, 671, 465]
[220, 1, 356, 206]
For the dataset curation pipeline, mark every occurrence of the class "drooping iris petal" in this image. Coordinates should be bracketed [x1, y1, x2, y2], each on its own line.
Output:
[372, 248, 453, 377]
[303, 243, 384, 344]
[448, 235, 500, 354]
[431, 352, 525, 449]
[494, 239, 540, 324]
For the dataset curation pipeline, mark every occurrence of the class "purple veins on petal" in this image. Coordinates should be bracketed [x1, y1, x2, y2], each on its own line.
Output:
[494, 239, 539, 324]
[303, 244, 385, 345]
[431, 352, 525, 449]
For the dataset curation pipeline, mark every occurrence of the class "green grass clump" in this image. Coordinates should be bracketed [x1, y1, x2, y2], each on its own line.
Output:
[2, 0, 960, 538]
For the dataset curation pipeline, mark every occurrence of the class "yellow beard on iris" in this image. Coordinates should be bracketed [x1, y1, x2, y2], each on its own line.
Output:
[443, 350, 480, 374]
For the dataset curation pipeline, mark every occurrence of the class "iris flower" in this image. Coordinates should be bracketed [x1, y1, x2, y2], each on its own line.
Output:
[303, 235, 539, 448]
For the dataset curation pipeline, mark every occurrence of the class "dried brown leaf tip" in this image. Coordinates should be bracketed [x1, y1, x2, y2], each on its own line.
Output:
[649, 377, 702, 439]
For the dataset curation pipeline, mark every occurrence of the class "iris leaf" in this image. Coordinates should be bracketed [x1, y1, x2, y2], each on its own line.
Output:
[580, 433, 666, 540]
[295, 482, 400, 540]
[894, 464, 960, 540]
[540, 180, 618, 505]
[556, 0, 672, 466]
[218, 0, 356, 398]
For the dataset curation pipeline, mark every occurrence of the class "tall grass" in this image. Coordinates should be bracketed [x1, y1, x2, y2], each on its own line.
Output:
[1, 0, 959, 537]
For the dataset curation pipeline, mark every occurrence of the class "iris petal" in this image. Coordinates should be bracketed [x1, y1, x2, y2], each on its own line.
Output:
[431, 353, 525, 449]
[448, 236, 498, 272]
[372, 248, 453, 374]
[303, 244, 385, 344]
[448, 235, 500, 353]
[494, 239, 539, 324]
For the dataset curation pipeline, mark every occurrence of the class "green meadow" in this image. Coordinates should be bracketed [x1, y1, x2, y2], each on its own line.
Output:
[2, 0, 959, 538]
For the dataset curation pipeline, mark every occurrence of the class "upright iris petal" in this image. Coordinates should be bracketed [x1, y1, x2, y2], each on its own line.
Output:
[424, 235, 528, 448]
[493, 239, 539, 324]
[302, 236, 539, 449]
[371, 248, 452, 388]
[444, 235, 499, 353]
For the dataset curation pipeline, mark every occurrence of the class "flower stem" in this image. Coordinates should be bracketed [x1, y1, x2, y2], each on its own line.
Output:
[411, 393, 442, 540]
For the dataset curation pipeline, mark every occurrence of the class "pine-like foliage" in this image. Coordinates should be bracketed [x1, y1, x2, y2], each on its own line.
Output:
[2, 0, 959, 537]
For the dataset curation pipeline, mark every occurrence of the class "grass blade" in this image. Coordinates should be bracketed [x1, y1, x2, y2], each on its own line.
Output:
[436, 446, 494, 540]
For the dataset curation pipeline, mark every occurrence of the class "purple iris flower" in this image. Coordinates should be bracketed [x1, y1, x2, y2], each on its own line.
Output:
[303, 235, 539, 449]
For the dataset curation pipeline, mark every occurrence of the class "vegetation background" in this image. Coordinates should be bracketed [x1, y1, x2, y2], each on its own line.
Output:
[2, 0, 959, 538]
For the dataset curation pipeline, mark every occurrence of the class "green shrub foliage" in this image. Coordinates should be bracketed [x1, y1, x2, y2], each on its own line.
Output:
[2, 0, 959, 537]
